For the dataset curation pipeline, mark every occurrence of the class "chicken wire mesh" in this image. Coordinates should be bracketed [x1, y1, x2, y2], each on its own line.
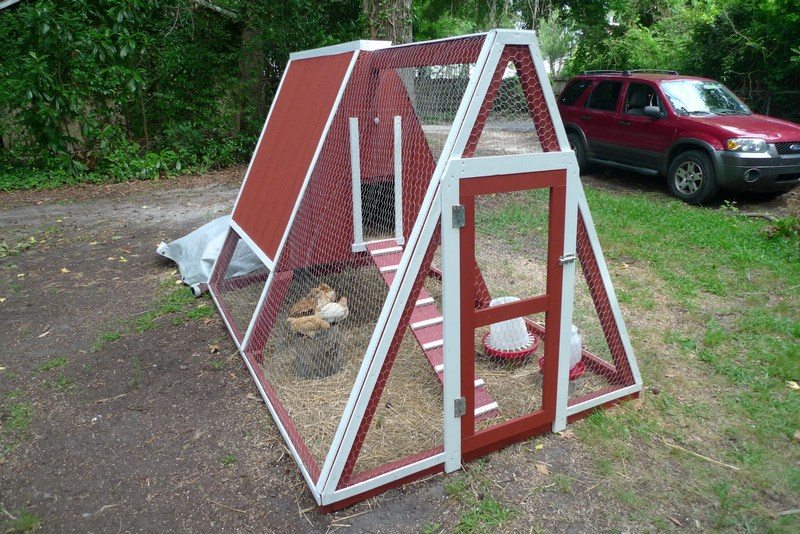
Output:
[465, 45, 559, 158]
[568, 215, 637, 404]
[209, 230, 270, 343]
[467, 189, 551, 429]
[238, 36, 486, 483]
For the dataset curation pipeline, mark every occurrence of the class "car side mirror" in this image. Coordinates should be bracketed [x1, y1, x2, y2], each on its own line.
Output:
[643, 105, 662, 118]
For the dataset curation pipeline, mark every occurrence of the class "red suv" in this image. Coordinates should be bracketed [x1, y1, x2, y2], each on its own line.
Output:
[557, 71, 800, 204]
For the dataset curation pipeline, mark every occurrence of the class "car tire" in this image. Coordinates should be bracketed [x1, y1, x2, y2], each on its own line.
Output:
[667, 150, 719, 205]
[567, 132, 588, 173]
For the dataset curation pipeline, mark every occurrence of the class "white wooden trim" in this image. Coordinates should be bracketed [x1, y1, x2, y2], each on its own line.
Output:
[474, 402, 499, 417]
[553, 160, 580, 432]
[371, 245, 403, 256]
[416, 297, 435, 307]
[434, 363, 445, 373]
[349, 117, 365, 250]
[453, 151, 575, 179]
[411, 316, 443, 330]
[351, 237, 405, 253]
[474, 379, 485, 388]
[422, 339, 444, 351]
[494, 29, 537, 45]
[321, 453, 445, 505]
[229, 219, 275, 271]
[379, 264, 400, 273]
[319, 33, 501, 498]
[566, 383, 642, 416]
[290, 40, 391, 60]
[393, 116, 404, 243]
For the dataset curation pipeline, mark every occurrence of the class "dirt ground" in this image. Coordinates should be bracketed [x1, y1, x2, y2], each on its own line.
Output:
[0, 168, 796, 533]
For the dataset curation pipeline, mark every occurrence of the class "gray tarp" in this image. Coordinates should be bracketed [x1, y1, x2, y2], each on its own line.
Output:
[157, 216, 262, 295]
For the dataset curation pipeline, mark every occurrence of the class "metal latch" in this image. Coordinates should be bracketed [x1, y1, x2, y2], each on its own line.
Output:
[454, 397, 466, 417]
[452, 205, 465, 228]
[559, 253, 577, 265]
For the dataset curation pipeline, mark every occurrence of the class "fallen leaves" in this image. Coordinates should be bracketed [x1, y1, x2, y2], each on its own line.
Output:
[794, 430, 800, 443]
[534, 443, 544, 451]
[38, 330, 50, 338]
[208, 344, 219, 354]
[60, 267, 70, 273]
[787, 380, 800, 391]
[534, 463, 551, 476]
[0, 297, 6, 303]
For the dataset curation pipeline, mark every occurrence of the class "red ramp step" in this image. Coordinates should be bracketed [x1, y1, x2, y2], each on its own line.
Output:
[366, 239, 499, 421]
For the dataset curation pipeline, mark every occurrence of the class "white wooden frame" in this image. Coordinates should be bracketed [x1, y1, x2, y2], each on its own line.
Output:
[210, 30, 641, 507]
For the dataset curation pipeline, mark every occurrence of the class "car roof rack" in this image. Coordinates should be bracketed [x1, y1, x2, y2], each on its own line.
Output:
[581, 69, 679, 76]
[581, 70, 626, 75]
[627, 69, 679, 75]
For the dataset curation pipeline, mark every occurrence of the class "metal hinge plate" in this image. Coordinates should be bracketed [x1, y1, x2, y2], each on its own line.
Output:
[452, 205, 465, 228]
[454, 396, 466, 417]
[559, 253, 577, 265]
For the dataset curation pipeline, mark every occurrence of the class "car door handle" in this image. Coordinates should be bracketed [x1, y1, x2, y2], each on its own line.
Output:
[581, 115, 591, 120]
[618, 120, 630, 126]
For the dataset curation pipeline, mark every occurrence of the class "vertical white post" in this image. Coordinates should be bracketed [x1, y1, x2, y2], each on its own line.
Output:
[349, 117, 364, 249]
[393, 115, 404, 245]
[552, 158, 580, 432]
[441, 164, 462, 473]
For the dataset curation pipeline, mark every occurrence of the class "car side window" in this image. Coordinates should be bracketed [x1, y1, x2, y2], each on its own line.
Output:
[625, 82, 662, 115]
[586, 81, 622, 112]
[559, 80, 591, 106]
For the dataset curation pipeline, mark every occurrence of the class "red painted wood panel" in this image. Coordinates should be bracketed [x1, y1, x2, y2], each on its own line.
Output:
[232, 52, 354, 260]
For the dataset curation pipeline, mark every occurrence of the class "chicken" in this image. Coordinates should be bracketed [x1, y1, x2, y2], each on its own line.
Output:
[311, 283, 337, 309]
[287, 315, 331, 337]
[316, 297, 349, 324]
[288, 296, 315, 318]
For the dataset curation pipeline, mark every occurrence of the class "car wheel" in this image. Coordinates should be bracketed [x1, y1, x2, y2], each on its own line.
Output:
[667, 150, 719, 205]
[567, 132, 588, 173]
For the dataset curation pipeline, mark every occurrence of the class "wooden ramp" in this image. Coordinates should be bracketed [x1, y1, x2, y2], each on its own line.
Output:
[366, 239, 499, 421]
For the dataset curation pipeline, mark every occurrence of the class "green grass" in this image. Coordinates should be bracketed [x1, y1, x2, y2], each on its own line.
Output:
[0, 236, 38, 258]
[221, 453, 237, 466]
[1, 402, 33, 453]
[91, 283, 215, 352]
[43, 375, 75, 392]
[1, 510, 41, 532]
[209, 359, 225, 371]
[36, 356, 67, 372]
[453, 498, 513, 533]
[444, 460, 515, 533]
[476, 185, 799, 529]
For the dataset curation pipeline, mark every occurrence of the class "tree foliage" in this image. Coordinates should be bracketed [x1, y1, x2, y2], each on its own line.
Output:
[0, 0, 796, 191]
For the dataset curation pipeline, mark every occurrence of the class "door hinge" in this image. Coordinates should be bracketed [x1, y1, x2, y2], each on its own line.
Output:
[452, 205, 465, 228]
[559, 253, 577, 265]
[454, 396, 466, 417]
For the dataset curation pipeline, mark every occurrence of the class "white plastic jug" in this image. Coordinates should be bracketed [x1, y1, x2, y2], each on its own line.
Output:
[487, 296, 534, 351]
[570, 325, 582, 370]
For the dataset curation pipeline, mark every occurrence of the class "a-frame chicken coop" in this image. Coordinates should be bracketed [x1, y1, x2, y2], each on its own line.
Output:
[209, 30, 642, 510]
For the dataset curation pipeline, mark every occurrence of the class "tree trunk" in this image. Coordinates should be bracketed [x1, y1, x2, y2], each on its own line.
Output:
[363, 0, 412, 44]
[234, 12, 267, 136]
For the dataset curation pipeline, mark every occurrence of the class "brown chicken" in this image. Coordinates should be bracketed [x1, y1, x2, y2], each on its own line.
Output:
[311, 283, 337, 308]
[288, 296, 315, 318]
[287, 315, 331, 337]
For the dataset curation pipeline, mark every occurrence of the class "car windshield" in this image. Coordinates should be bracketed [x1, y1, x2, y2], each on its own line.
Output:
[661, 80, 751, 116]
